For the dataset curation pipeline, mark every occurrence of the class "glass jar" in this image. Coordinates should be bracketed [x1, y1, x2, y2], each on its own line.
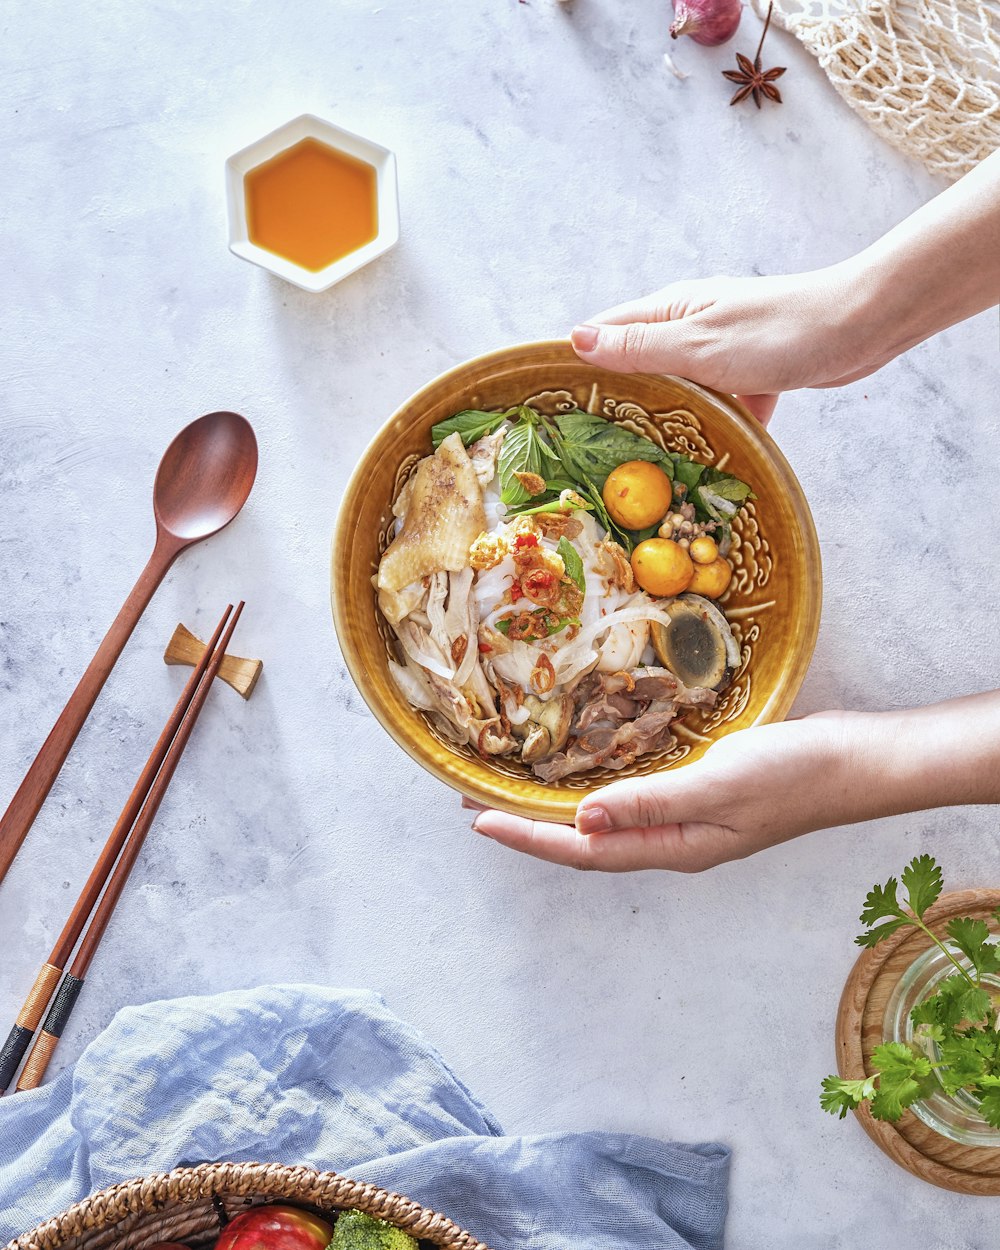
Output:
[884, 942, 1000, 1147]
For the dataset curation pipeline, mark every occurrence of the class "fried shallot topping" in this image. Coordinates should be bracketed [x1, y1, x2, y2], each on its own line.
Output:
[496, 609, 567, 642]
[468, 531, 508, 571]
[536, 513, 584, 540]
[514, 471, 548, 497]
[508, 542, 583, 615]
[530, 653, 556, 695]
[597, 539, 635, 593]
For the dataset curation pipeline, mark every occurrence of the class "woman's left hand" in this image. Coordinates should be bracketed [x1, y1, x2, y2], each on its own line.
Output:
[467, 711, 887, 872]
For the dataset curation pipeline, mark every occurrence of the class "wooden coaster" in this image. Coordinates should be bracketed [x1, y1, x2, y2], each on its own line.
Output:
[835, 888, 1000, 1194]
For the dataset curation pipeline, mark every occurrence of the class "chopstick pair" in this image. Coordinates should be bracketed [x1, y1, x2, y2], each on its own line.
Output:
[0, 602, 245, 1095]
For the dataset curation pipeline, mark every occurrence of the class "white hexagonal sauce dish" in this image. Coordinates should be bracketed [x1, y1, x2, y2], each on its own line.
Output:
[225, 114, 399, 293]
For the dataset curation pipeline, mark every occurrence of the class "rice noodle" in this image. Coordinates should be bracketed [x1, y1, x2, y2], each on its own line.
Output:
[550, 601, 678, 685]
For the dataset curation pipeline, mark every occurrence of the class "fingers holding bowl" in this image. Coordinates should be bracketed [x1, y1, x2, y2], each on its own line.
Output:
[469, 806, 731, 873]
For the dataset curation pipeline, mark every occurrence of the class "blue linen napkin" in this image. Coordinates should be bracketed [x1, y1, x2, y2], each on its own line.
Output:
[0, 985, 729, 1249]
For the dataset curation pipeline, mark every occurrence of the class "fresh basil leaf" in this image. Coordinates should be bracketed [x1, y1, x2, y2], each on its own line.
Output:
[582, 480, 634, 552]
[431, 408, 508, 449]
[553, 409, 671, 489]
[629, 522, 661, 544]
[557, 537, 586, 593]
[690, 467, 754, 524]
[554, 616, 582, 634]
[498, 415, 560, 508]
[693, 486, 742, 522]
[700, 475, 754, 502]
[671, 456, 705, 491]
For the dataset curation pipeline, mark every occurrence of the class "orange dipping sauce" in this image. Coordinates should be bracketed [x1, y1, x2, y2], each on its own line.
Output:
[244, 138, 378, 273]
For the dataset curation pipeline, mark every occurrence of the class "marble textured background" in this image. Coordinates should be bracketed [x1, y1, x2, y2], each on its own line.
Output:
[0, 2, 997, 1246]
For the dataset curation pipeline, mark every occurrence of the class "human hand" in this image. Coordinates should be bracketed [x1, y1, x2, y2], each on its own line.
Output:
[571, 153, 1000, 424]
[468, 711, 882, 872]
[570, 265, 889, 426]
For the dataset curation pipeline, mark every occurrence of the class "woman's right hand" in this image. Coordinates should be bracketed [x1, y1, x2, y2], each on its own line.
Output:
[570, 263, 889, 425]
[571, 150, 1000, 423]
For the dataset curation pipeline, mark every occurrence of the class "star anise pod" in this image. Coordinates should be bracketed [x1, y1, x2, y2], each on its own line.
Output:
[722, 3, 786, 108]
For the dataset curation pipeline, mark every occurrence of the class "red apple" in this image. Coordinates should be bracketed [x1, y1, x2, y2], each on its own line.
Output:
[214, 1206, 334, 1250]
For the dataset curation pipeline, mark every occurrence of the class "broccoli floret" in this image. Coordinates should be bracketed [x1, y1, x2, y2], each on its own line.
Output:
[329, 1209, 418, 1250]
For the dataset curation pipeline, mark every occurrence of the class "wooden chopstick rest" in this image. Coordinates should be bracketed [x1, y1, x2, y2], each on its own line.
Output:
[164, 623, 262, 699]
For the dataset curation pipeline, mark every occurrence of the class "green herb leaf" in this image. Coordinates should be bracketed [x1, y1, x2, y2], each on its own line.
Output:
[937, 1035, 989, 1094]
[819, 1074, 878, 1119]
[671, 456, 705, 491]
[557, 537, 586, 593]
[692, 476, 755, 523]
[430, 408, 508, 449]
[854, 917, 909, 949]
[947, 917, 1000, 980]
[497, 414, 560, 508]
[629, 522, 662, 544]
[859, 878, 902, 928]
[910, 975, 992, 1030]
[869, 1043, 936, 1121]
[828, 859, 1000, 1129]
[901, 854, 943, 919]
[552, 409, 671, 490]
[580, 478, 635, 552]
[978, 1086, 1000, 1129]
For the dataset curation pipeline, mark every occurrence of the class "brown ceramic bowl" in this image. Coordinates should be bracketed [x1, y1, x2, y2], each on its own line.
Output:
[331, 340, 821, 823]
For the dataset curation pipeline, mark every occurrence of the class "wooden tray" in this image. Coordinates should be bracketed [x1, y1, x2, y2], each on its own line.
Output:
[835, 888, 1000, 1194]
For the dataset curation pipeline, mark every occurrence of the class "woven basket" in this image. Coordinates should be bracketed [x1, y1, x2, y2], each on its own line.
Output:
[7, 1162, 492, 1250]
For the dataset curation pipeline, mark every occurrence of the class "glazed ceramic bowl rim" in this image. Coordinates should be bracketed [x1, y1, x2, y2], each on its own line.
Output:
[331, 340, 822, 820]
[224, 112, 400, 294]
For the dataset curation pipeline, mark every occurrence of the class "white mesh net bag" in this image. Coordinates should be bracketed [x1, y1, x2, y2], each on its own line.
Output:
[752, 0, 1000, 178]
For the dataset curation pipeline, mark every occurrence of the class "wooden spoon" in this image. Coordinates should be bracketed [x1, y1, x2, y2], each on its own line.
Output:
[0, 411, 258, 885]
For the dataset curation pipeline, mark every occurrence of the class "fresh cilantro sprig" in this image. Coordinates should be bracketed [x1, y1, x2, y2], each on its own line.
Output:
[821, 856, 1000, 1128]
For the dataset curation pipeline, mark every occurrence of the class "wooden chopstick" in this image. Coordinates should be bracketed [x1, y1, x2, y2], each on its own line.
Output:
[0, 605, 235, 1095]
[0, 602, 244, 1095]
[0, 604, 234, 1096]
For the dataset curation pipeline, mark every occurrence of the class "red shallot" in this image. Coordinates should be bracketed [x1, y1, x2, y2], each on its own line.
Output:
[670, 0, 742, 46]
